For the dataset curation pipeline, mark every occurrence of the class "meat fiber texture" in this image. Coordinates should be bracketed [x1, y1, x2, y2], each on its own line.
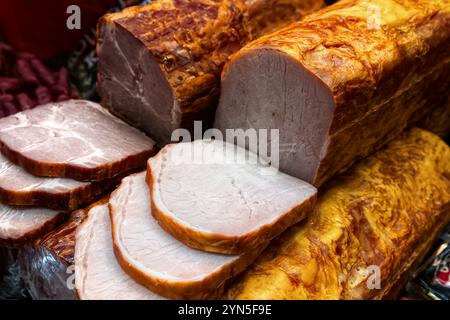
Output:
[0, 152, 115, 211]
[147, 139, 317, 254]
[97, 0, 325, 144]
[227, 128, 450, 300]
[109, 172, 267, 299]
[216, 0, 450, 187]
[0, 99, 155, 181]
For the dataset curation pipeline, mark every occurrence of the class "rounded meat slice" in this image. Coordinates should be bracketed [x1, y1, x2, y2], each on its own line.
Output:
[109, 172, 264, 299]
[147, 139, 317, 254]
[0, 203, 63, 247]
[0, 153, 112, 210]
[75, 203, 162, 300]
[0, 100, 155, 181]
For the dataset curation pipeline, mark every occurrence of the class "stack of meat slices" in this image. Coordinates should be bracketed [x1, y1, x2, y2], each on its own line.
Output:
[0, 99, 155, 247]
[63, 139, 316, 300]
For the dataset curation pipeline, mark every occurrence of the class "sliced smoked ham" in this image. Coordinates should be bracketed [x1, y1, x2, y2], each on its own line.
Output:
[75, 203, 162, 300]
[109, 172, 266, 299]
[215, 0, 450, 186]
[0, 153, 113, 210]
[97, 0, 325, 143]
[0, 100, 155, 181]
[0, 203, 64, 247]
[147, 140, 317, 254]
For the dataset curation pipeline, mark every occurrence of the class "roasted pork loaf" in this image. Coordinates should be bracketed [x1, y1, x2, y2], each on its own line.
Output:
[227, 128, 450, 300]
[147, 140, 317, 254]
[97, 0, 325, 143]
[216, 0, 450, 186]
[0, 100, 155, 181]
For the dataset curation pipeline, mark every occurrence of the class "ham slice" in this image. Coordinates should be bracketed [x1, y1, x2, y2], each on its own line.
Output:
[75, 203, 162, 300]
[0, 203, 63, 247]
[0, 100, 155, 181]
[0, 152, 113, 210]
[109, 172, 265, 299]
[215, 0, 450, 186]
[147, 140, 317, 254]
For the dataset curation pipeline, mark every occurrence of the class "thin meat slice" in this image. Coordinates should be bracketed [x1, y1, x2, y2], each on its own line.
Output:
[0, 153, 113, 210]
[0, 100, 155, 181]
[109, 172, 265, 299]
[75, 203, 162, 300]
[0, 203, 64, 247]
[215, 0, 450, 187]
[147, 140, 317, 255]
[97, 0, 325, 143]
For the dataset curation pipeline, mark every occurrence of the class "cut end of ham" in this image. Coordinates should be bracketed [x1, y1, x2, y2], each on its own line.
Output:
[74, 203, 162, 300]
[109, 172, 265, 299]
[147, 139, 317, 255]
[0, 100, 155, 181]
[216, 48, 335, 186]
[0, 203, 63, 247]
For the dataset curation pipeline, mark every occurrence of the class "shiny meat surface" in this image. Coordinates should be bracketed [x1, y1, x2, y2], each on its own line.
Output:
[148, 139, 317, 254]
[75, 204, 161, 300]
[0, 100, 155, 181]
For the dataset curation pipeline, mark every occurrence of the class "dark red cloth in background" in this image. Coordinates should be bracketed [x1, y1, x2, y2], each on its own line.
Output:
[0, 0, 116, 59]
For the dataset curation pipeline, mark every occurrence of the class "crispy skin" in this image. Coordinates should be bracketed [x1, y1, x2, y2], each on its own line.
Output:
[220, 0, 450, 186]
[97, 0, 325, 142]
[227, 128, 450, 300]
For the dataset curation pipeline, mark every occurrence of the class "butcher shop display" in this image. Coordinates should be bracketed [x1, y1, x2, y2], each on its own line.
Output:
[0, 0, 449, 304]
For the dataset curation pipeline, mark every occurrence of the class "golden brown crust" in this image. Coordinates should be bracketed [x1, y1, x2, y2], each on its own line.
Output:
[100, 0, 325, 113]
[226, 0, 450, 186]
[227, 128, 450, 300]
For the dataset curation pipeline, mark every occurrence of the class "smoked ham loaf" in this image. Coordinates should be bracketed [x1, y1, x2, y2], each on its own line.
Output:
[216, 0, 450, 186]
[147, 139, 317, 254]
[227, 128, 450, 300]
[97, 0, 325, 143]
[0, 100, 155, 181]
[109, 172, 266, 299]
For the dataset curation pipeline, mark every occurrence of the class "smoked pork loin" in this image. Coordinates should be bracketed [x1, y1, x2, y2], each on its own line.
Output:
[227, 128, 450, 300]
[0, 153, 114, 211]
[147, 139, 317, 254]
[0, 100, 155, 181]
[109, 172, 265, 299]
[216, 0, 450, 186]
[97, 0, 325, 143]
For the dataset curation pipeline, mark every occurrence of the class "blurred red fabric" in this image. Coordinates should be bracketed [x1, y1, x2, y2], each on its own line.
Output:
[0, 0, 116, 58]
